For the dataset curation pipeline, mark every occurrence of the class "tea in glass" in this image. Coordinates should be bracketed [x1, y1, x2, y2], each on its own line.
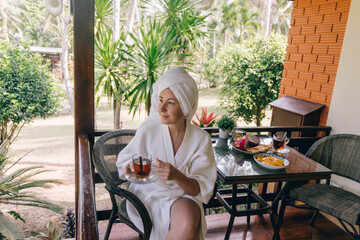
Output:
[272, 132, 290, 152]
[132, 153, 152, 179]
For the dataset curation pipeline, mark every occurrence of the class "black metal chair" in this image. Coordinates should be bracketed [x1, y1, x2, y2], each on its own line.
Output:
[93, 130, 152, 240]
[277, 134, 360, 240]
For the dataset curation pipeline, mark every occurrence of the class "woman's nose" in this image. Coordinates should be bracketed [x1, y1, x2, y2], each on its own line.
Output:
[160, 102, 166, 112]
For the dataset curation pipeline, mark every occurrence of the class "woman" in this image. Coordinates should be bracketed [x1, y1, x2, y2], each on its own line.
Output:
[117, 68, 217, 240]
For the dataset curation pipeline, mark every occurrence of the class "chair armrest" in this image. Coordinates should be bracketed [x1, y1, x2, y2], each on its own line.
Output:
[107, 185, 152, 239]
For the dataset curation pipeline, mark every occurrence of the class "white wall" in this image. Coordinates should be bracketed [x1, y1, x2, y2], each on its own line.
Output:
[327, 0, 360, 135]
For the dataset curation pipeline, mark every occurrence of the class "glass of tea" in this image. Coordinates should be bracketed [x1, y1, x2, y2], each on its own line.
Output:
[272, 132, 290, 153]
[132, 153, 152, 179]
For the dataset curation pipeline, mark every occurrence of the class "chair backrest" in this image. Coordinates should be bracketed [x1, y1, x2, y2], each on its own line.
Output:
[93, 130, 136, 187]
[305, 134, 360, 183]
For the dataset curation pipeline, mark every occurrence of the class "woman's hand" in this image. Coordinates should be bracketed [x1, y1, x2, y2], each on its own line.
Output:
[153, 158, 200, 196]
[124, 161, 134, 176]
[153, 158, 178, 181]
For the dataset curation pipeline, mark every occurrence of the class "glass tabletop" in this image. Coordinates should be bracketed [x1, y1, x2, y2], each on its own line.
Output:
[213, 137, 332, 184]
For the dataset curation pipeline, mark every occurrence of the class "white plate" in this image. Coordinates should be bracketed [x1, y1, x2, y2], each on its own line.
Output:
[125, 170, 158, 184]
[253, 153, 289, 170]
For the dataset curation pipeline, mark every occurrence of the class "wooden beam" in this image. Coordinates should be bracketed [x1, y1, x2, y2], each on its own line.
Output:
[73, 0, 94, 236]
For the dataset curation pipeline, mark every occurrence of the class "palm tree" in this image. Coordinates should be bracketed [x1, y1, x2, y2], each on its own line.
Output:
[0, 0, 28, 41]
[125, 18, 181, 116]
[0, 140, 62, 239]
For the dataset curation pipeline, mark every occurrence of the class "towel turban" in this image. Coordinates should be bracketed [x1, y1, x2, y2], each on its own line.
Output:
[146, 68, 198, 124]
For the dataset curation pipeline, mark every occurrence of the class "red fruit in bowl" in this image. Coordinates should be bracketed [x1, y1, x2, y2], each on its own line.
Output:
[239, 137, 247, 150]
[247, 135, 260, 147]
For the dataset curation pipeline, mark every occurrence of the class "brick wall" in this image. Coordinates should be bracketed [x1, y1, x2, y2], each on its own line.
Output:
[280, 0, 351, 125]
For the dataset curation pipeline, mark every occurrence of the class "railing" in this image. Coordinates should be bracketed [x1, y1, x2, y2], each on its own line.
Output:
[77, 135, 98, 240]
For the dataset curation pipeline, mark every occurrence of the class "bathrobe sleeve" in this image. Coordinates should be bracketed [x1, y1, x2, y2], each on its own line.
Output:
[185, 127, 217, 204]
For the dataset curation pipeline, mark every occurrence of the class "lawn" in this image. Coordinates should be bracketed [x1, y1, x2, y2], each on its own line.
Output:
[3, 87, 271, 236]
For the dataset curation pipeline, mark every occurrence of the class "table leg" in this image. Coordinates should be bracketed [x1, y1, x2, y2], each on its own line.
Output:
[246, 183, 252, 224]
[224, 184, 237, 240]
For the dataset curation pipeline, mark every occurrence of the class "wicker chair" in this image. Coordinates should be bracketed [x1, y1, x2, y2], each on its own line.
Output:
[277, 134, 360, 240]
[93, 130, 152, 240]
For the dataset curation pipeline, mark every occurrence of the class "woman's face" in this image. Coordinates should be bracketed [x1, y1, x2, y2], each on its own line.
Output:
[158, 88, 185, 125]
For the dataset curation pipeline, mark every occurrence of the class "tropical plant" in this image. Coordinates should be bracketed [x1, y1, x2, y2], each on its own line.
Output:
[0, 140, 63, 239]
[95, 25, 129, 129]
[192, 107, 218, 128]
[221, 0, 259, 44]
[0, 0, 28, 41]
[0, 41, 63, 149]
[61, 208, 75, 238]
[216, 115, 236, 131]
[125, 18, 181, 116]
[218, 33, 286, 126]
[31, 221, 61, 240]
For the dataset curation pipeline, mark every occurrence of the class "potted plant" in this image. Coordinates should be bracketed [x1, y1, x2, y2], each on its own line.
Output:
[217, 115, 236, 139]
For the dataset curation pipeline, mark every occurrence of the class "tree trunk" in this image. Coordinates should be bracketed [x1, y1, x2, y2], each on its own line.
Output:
[113, 95, 122, 129]
[256, 107, 262, 126]
[113, 0, 121, 41]
[265, 0, 272, 35]
[61, 3, 74, 116]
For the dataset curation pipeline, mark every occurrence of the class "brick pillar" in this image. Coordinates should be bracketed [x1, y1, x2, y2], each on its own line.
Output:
[281, 0, 351, 125]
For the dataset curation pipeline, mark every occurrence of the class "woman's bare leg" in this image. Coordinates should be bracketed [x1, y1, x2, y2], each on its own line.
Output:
[166, 197, 201, 240]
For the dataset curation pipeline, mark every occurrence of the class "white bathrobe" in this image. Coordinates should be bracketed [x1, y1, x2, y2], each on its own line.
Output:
[117, 67, 217, 239]
[116, 121, 216, 240]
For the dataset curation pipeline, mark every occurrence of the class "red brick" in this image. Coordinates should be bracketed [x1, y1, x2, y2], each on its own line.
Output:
[284, 86, 297, 96]
[297, 0, 312, 7]
[329, 75, 336, 83]
[295, 17, 309, 26]
[313, 73, 329, 83]
[320, 34, 338, 43]
[304, 5, 319, 16]
[284, 61, 296, 70]
[292, 35, 305, 44]
[281, 78, 293, 86]
[311, 91, 327, 102]
[280, 85, 285, 94]
[340, 11, 349, 23]
[303, 54, 318, 63]
[299, 72, 313, 81]
[332, 23, 346, 33]
[282, 70, 287, 77]
[287, 36, 292, 44]
[289, 53, 303, 62]
[312, 45, 328, 54]
[298, 45, 313, 54]
[325, 65, 338, 74]
[305, 35, 320, 43]
[319, 3, 336, 14]
[337, 0, 351, 12]
[306, 81, 321, 92]
[292, 7, 304, 17]
[317, 55, 334, 64]
[286, 45, 298, 53]
[293, 80, 307, 89]
[289, 26, 302, 35]
[321, 84, 334, 94]
[301, 25, 316, 34]
[312, 0, 338, 4]
[310, 64, 325, 73]
[328, 45, 342, 56]
[315, 24, 333, 33]
[296, 62, 310, 71]
[337, 33, 344, 43]
[297, 89, 311, 99]
[290, 18, 295, 26]
[309, 15, 323, 24]
[323, 13, 341, 23]
[285, 53, 290, 61]
[334, 56, 340, 64]
[287, 70, 299, 79]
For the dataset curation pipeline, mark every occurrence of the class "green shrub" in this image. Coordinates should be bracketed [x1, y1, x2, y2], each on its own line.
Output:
[217, 33, 286, 126]
[0, 41, 63, 149]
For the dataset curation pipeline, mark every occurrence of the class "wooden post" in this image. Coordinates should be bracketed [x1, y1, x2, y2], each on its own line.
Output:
[73, 0, 94, 236]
